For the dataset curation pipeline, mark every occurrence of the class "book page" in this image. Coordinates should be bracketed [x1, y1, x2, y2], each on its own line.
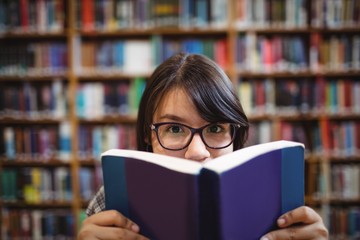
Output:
[204, 140, 304, 173]
[102, 149, 203, 174]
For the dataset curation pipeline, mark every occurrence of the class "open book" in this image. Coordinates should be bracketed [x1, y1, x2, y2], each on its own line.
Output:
[101, 140, 304, 240]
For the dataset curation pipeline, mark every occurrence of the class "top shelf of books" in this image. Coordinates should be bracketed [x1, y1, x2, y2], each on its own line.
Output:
[0, 0, 359, 36]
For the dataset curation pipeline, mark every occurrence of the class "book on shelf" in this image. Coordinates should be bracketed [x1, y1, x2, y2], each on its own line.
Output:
[77, 124, 137, 160]
[0, 0, 64, 33]
[0, 42, 68, 76]
[76, 0, 228, 30]
[234, 0, 307, 28]
[1, 167, 72, 203]
[1, 208, 74, 239]
[102, 140, 304, 240]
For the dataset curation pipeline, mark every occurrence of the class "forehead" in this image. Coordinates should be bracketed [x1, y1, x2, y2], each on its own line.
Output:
[155, 88, 192, 115]
[153, 88, 205, 124]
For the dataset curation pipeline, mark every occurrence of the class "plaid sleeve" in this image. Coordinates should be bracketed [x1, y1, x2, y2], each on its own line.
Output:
[86, 186, 106, 216]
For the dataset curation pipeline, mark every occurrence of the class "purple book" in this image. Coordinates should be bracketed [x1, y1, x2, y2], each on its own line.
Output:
[102, 140, 304, 240]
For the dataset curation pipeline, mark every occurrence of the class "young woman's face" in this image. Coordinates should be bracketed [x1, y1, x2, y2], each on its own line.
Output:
[151, 88, 234, 162]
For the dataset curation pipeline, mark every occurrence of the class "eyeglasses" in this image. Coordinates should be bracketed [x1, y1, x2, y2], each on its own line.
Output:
[150, 122, 240, 151]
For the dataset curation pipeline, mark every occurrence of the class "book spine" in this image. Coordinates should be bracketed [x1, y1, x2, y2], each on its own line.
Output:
[1, 209, 75, 238]
[199, 169, 220, 240]
[59, 121, 71, 161]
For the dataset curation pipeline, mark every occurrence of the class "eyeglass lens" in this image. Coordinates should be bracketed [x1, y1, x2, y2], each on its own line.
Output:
[156, 123, 235, 150]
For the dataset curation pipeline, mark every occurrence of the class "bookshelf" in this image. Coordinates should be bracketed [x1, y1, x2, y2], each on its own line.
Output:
[0, 0, 359, 238]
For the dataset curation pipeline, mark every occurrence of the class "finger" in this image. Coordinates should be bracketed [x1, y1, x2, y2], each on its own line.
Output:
[261, 224, 317, 240]
[81, 224, 149, 240]
[93, 225, 149, 240]
[83, 210, 140, 232]
[277, 206, 322, 227]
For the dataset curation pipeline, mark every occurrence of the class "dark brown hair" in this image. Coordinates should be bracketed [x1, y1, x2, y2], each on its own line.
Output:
[136, 53, 249, 151]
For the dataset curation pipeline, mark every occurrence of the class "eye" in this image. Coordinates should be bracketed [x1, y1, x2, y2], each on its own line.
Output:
[207, 124, 224, 133]
[164, 124, 185, 134]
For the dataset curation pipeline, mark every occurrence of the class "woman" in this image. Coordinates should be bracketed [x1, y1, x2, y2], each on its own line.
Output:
[78, 53, 328, 240]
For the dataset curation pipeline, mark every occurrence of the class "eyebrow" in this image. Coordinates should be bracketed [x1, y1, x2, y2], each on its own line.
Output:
[158, 114, 187, 122]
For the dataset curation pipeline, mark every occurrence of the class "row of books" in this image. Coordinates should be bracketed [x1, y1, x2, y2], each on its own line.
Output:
[314, 163, 360, 201]
[238, 33, 360, 73]
[310, 34, 360, 71]
[245, 121, 272, 147]
[77, 37, 227, 75]
[311, 0, 360, 28]
[1, 208, 74, 239]
[1, 167, 101, 204]
[321, 120, 360, 158]
[0, 0, 65, 33]
[2, 76, 358, 122]
[78, 124, 137, 160]
[1, 122, 71, 161]
[234, 0, 307, 28]
[238, 78, 360, 117]
[77, 0, 228, 31]
[0, 42, 68, 76]
[235, 0, 360, 29]
[0, 80, 68, 119]
[76, 79, 145, 119]
[286, 120, 360, 158]
[1, 167, 72, 203]
[244, 120, 309, 154]
[246, 120, 360, 158]
[1, 123, 137, 162]
[237, 33, 307, 72]
[331, 164, 360, 200]
[317, 206, 360, 239]
[79, 167, 102, 201]
[2, 34, 358, 77]
[2, 0, 359, 33]
[78, 39, 153, 75]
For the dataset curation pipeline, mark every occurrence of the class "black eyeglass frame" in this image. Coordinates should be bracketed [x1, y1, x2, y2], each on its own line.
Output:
[150, 122, 241, 151]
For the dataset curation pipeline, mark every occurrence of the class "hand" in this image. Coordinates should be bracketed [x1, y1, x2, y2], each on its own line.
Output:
[78, 210, 149, 240]
[260, 206, 328, 240]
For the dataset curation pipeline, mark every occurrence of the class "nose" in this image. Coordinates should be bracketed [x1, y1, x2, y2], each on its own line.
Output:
[184, 133, 210, 162]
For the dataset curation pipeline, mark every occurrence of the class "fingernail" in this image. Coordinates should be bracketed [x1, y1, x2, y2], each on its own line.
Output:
[277, 217, 286, 226]
[260, 236, 269, 240]
[131, 223, 140, 232]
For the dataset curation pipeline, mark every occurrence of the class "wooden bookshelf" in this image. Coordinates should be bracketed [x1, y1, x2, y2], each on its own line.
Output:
[0, 0, 360, 238]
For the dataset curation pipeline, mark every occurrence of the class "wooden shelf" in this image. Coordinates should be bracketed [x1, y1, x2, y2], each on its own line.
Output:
[77, 115, 137, 124]
[0, 118, 65, 125]
[1, 201, 73, 208]
[77, 72, 151, 80]
[308, 197, 360, 205]
[248, 113, 360, 121]
[237, 70, 360, 78]
[235, 27, 311, 33]
[1, 159, 71, 167]
[0, 73, 69, 81]
[0, 31, 67, 39]
[79, 27, 229, 37]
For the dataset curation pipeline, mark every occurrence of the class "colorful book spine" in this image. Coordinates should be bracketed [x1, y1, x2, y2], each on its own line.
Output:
[75, 79, 145, 119]
[0, 43, 68, 76]
[237, 34, 307, 72]
[234, 0, 307, 29]
[238, 77, 360, 117]
[77, 124, 137, 160]
[77, 0, 228, 30]
[1, 208, 74, 239]
[0, 0, 64, 33]
[1, 167, 72, 203]
[2, 126, 59, 161]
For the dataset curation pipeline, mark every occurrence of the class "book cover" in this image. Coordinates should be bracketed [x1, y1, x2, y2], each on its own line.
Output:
[102, 140, 305, 240]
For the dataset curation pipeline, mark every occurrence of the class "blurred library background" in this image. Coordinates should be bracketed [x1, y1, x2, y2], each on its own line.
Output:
[0, 0, 359, 239]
